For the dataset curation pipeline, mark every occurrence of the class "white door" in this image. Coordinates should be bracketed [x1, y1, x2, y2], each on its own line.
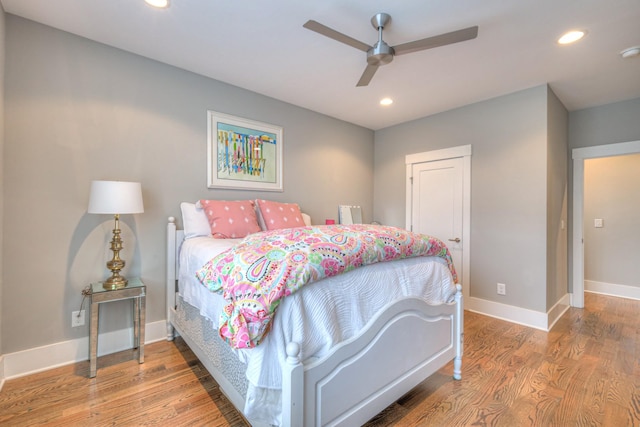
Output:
[411, 158, 464, 285]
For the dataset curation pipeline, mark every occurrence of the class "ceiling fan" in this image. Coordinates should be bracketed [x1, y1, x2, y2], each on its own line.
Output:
[303, 13, 478, 87]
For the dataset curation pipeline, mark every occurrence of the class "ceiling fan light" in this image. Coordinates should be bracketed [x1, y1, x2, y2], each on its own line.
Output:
[558, 30, 586, 45]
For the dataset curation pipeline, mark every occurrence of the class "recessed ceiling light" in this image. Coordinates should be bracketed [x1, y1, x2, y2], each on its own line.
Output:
[621, 46, 640, 59]
[145, 0, 169, 8]
[380, 98, 393, 106]
[558, 30, 586, 45]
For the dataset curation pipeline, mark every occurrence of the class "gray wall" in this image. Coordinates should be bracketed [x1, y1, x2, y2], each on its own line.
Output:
[569, 98, 640, 149]
[375, 85, 552, 313]
[546, 88, 568, 308]
[584, 154, 640, 286]
[2, 16, 373, 354]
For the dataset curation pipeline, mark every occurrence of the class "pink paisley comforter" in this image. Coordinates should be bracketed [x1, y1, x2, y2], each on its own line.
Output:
[196, 224, 457, 349]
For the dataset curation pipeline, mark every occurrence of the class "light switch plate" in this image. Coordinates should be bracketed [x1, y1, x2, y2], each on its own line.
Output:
[594, 218, 604, 228]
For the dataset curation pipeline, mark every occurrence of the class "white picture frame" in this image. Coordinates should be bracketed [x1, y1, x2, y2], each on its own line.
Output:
[207, 111, 283, 191]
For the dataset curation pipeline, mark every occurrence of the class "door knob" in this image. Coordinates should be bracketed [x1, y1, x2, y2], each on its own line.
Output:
[448, 238, 461, 243]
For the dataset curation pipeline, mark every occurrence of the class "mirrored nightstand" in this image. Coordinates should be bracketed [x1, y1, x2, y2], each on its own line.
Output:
[89, 277, 146, 378]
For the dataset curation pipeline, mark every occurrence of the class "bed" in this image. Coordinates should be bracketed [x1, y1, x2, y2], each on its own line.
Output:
[166, 200, 463, 426]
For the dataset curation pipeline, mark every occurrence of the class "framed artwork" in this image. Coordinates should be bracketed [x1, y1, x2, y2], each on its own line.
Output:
[207, 111, 283, 191]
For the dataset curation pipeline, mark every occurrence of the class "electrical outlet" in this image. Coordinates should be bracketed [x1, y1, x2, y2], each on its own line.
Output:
[497, 283, 506, 295]
[72, 310, 85, 327]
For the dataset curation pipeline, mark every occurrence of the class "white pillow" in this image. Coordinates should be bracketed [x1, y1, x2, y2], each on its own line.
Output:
[180, 202, 211, 239]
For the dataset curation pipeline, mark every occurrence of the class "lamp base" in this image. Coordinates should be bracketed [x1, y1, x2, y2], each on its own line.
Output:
[103, 274, 128, 290]
[103, 214, 128, 290]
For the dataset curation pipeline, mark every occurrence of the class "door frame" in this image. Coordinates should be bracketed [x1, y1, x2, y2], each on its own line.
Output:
[406, 145, 472, 300]
[571, 139, 640, 308]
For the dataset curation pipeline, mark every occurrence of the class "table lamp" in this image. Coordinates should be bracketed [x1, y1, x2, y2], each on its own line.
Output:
[88, 180, 144, 290]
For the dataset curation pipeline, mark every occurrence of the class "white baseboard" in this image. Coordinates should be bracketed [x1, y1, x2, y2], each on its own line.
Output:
[585, 280, 640, 300]
[2, 320, 167, 382]
[0, 354, 5, 391]
[547, 293, 571, 330]
[466, 293, 571, 332]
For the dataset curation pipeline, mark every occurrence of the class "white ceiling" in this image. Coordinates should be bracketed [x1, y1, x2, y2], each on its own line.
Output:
[2, 0, 639, 130]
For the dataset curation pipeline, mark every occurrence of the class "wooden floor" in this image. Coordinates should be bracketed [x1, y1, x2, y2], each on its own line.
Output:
[1, 292, 639, 426]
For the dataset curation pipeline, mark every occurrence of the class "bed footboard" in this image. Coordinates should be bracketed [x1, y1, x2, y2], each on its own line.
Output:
[167, 216, 463, 426]
[283, 288, 463, 427]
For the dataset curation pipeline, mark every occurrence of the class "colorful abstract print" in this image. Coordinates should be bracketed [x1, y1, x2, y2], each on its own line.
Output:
[196, 224, 458, 349]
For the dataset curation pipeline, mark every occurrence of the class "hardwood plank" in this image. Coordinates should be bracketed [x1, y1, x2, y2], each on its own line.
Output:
[1, 292, 639, 426]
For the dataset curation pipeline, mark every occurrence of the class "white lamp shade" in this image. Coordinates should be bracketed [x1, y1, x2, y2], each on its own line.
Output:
[88, 180, 144, 214]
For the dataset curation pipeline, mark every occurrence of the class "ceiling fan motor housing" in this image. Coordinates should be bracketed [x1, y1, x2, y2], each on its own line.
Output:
[367, 42, 394, 66]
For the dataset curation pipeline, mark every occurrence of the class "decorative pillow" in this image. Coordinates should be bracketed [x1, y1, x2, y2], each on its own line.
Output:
[256, 199, 305, 230]
[180, 202, 211, 239]
[199, 199, 261, 239]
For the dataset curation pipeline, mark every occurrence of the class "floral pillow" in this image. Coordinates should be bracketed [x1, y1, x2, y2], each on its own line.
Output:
[199, 199, 261, 239]
[256, 199, 305, 230]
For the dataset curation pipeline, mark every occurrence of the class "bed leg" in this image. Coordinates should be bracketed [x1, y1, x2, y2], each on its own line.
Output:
[166, 321, 175, 341]
[453, 284, 463, 380]
[454, 355, 462, 380]
[282, 342, 304, 427]
[167, 217, 177, 342]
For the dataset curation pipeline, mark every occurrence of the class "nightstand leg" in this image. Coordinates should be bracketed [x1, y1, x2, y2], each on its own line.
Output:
[133, 298, 140, 349]
[89, 301, 99, 378]
[139, 295, 145, 364]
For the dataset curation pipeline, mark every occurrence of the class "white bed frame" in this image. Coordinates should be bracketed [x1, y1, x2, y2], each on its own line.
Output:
[166, 217, 463, 426]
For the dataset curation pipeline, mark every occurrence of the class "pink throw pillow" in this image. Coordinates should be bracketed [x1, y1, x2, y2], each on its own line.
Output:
[256, 199, 305, 230]
[199, 200, 261, 239]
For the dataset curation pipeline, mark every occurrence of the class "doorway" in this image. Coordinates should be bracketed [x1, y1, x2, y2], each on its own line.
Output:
[405, 145, 471, 299]
[571, 140, 640, 308]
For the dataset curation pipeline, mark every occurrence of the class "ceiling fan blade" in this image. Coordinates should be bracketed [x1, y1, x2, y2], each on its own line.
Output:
[356, 64, 379, 87]
[303, 20, 372, 52]
[393, 26, 478, 56]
